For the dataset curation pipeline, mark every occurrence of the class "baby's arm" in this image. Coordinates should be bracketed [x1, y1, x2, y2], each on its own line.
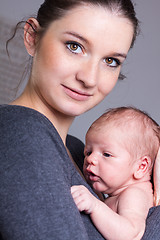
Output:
[71, 185, 151, 240]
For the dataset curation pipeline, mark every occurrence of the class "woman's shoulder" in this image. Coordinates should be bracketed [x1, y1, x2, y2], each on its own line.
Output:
[0, 104, 63, 153]
[1, 104, 51, 124]
[0, 104, 68, 171]
[0, 104, 58, 135]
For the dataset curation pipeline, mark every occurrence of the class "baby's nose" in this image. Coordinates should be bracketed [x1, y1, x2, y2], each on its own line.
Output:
[86, 154, 98, 166]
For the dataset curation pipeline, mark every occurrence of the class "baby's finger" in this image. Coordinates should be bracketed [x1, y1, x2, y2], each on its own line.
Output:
[71, 185, 79, 193]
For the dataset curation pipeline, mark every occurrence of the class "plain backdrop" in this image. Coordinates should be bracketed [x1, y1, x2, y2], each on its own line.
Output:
[0, 0, 160, 142]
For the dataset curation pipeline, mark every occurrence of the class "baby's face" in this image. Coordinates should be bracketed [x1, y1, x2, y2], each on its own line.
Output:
[83, 126, 137, 196]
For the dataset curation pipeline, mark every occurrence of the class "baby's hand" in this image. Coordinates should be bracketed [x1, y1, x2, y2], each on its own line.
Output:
[71, 185, 98, 214]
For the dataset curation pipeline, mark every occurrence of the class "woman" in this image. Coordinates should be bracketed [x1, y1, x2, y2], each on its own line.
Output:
[1, 0, 159, 239]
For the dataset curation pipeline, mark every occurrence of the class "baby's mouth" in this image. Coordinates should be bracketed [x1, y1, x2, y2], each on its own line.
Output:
[86, 168, 99, 181]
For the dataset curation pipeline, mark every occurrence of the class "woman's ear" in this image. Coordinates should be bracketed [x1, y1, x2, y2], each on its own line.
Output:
[24, 18, 40, 56]
[133, 156, 151, 179]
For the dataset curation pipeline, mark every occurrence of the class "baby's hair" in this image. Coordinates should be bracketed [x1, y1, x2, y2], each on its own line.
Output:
[88, 106, 160, 167]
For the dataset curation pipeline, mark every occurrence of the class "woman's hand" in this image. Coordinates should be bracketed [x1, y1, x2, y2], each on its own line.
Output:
[153, 147, 160, 206]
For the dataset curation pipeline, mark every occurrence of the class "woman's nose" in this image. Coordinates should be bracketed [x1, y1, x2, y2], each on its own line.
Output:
[76, 59, 99, 88]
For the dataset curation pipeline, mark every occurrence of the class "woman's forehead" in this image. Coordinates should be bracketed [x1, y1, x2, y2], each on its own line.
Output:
[47, 4, 134, 52]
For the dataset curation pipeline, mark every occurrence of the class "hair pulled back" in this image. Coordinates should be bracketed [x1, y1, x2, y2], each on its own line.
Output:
[37, 0, 139, 48]
[6, 0, 139, 89]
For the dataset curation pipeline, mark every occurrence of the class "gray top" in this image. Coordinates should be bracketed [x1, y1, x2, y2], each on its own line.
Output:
[0, 105, 104, 240]
[1, 105, 160, 240]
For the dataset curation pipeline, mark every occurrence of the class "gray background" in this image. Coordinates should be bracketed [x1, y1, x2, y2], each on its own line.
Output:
[0, 0, 160, 142]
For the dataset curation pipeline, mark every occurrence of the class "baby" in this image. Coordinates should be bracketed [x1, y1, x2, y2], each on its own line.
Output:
[71, 107, 160, 240]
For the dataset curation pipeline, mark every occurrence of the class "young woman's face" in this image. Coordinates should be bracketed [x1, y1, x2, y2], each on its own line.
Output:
[30, 4, 134, 117]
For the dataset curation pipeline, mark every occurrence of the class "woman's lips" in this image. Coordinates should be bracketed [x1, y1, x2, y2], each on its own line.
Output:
[62, 85, 92, 101]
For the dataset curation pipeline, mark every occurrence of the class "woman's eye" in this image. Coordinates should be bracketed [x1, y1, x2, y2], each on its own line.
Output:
[66, 42, 82, 54]
[104, 58, 120, 67]
[103, 152, 112, 158]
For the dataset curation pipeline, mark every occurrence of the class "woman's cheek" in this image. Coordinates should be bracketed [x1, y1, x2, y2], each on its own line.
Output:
[99, 76, 118, 96]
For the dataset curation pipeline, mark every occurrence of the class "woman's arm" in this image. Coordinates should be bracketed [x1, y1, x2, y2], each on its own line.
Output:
[66, 134, 85, 173]
[141, 205, 160, 239]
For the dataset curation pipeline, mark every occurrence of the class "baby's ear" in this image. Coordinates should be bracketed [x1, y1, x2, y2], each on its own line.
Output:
[24, 18, 40, 56]
[133, 156, 151, 179]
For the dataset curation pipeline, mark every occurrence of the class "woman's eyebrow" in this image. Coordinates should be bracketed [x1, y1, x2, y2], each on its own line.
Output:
[112, 53, 127, 59]
[63, 31, 89, 44]
[63, 31, 127, 59]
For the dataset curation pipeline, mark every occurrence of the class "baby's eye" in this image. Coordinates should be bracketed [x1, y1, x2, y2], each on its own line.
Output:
[66, 42, 83, 54]
[85, 151, 92, 157]
[104, 57, 120, 67]
[103, 152, 112, 158]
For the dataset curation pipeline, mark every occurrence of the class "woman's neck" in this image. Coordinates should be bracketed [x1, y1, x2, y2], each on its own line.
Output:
[11, 88, 75, 144]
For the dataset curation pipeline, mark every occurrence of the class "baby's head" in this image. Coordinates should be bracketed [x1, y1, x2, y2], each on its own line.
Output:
[85, 107, 160, 174]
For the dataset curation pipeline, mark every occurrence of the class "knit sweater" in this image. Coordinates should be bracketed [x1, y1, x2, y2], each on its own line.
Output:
[0, 105, 104, 240]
